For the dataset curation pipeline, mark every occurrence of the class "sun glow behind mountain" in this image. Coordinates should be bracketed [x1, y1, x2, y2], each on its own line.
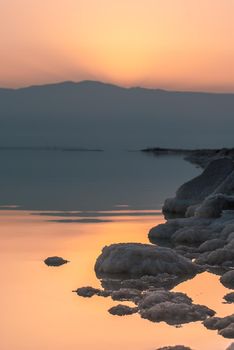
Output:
[1, 0, 234, 91]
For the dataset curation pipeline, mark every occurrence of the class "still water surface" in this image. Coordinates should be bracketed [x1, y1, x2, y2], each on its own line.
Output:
[0, 151, 232, 350]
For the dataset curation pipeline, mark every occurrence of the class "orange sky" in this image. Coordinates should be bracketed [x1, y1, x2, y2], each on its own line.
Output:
[0, 0, 234, 91]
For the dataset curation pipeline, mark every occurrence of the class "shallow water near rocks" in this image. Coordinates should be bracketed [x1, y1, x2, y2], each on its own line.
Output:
[0, 151, 233, 350]
[0, 210, 233, 350]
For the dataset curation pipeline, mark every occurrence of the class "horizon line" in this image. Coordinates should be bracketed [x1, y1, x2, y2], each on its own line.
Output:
[1, 79, 234, 95]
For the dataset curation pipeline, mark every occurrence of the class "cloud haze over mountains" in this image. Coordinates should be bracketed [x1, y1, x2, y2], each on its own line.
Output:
[0, 81, 234, 149]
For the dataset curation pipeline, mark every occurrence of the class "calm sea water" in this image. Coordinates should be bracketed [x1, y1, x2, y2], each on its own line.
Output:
[0, 150, 200, 210]
[0, 151, 232, 350]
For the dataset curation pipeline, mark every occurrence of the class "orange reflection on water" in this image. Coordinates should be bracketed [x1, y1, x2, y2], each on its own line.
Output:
[0, 210, 233, 350]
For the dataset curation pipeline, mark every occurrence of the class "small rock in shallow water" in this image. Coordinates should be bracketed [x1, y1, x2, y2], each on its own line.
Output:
[224, 292, 234, 303]
[204, 314, 234, 339]
[44, 256, 69, 266]
[138, 289, 214, 326]
[108, 304, 138, 316]
[111, 288, 142, 303]
[140, 300, 214, 326]
[219, 324, 234, 339]
[156, 347, 191, 350]
[95, 243, 201, 278]
[220, 271, 234, 289]
[74, 286, 110, 298]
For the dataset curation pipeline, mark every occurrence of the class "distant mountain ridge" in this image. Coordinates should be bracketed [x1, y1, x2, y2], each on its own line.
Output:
[0, 80, 234, 149]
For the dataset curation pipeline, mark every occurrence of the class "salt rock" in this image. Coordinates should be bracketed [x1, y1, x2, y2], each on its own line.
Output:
[74, 286, 110, 298]
[204, 314, 234, 330]
[224, 292, 234, 303]
[95, 243, 201, 278]
[108, 304, 138, 316]
[156, 347, 191, 350]
[140, 300, 214, 325]
[220, 271, 234, 289]
[44, 256, 69, 266]
[163, 158, 234, 215]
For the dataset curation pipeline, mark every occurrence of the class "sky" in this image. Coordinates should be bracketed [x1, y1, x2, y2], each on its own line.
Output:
[0, 0, 234, 92]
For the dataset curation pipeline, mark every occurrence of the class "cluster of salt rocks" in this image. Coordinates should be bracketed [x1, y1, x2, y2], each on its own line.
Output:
[76, 157, 234, 339]
[75, 243, 214, 325]
[149, 158, 234, 274]
[204, 314, 234, 339]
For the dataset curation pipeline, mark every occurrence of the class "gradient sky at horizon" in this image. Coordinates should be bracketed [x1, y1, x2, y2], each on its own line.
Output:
[0, 0, 234, 91]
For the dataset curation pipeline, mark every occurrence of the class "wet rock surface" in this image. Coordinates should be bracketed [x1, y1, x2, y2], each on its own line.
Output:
[95, 243, 201, 278]
[139, 289, 215, 325]
[224, 292, 234, 303]
[220, 271, 234, 289]
[74, 286, 110, 298]
[155, 347, 192, 350]
[204, 314, 234, 339]
[44, 256, 69, 266]
[108, 304, 138, 316]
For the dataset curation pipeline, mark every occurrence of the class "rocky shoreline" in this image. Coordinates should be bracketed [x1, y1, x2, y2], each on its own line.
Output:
[76, 152, 234, 347]
[141, 147, 234, 168]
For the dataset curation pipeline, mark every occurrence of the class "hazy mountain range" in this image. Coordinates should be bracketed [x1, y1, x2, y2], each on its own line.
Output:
[0, 80, 234, 149]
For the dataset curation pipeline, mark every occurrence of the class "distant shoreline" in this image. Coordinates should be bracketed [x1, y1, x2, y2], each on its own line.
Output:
[141, 147, 234, 168]
[0, 146, 103, 152]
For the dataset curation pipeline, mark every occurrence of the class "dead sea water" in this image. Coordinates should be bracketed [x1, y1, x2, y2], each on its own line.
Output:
[0, 150, 233, 350]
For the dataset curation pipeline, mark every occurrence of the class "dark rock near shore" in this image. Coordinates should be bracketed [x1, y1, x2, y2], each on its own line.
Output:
[95, 243, 201, 278]
[74, 286, 110, 298]
[142, 147, 234, 169]
[44, 256, 69, 266]
[220, 271, 234, 289]
[224, 292, 234, 303]
[162, 158, 234, 216]
[139, 289, 214, 325]
[155, 347, 192, 350]
[203, 314, 234, 339]
[108, 304, 138, 316]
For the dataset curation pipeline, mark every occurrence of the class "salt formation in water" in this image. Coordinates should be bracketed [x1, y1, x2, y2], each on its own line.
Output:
[95, 243, 201, 277]
[108, 304, 138, 316]
[224, 293, 234, 303]
[74, 286, 110, 298]
[226, 343, 234, 350]
[149, 159, 234, 272]
[155, 347, 191, 350]
[44, 256, 69, 266]
[111, 288, 142, 303]
[220, 271, 234, 289]
[204, 314, 234, 338]
[138, 289, 214, 325]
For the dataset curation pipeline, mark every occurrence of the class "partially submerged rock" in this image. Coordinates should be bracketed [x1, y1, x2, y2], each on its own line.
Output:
[154, 345, 191, 350]
[224, 292, 234, 303]
[156, 347, 191, 350]
[44, 256, 69, 266]
[108, 304, 138, 316]
[74, 286, 110, 298]
[220, 271, 234, 289]
[203, 314, 234, 339]
[95, 243, 201, 278]
[139, 289, 214, 326]
[111, 288, 142, 303]
[101, 273, 192, 292]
